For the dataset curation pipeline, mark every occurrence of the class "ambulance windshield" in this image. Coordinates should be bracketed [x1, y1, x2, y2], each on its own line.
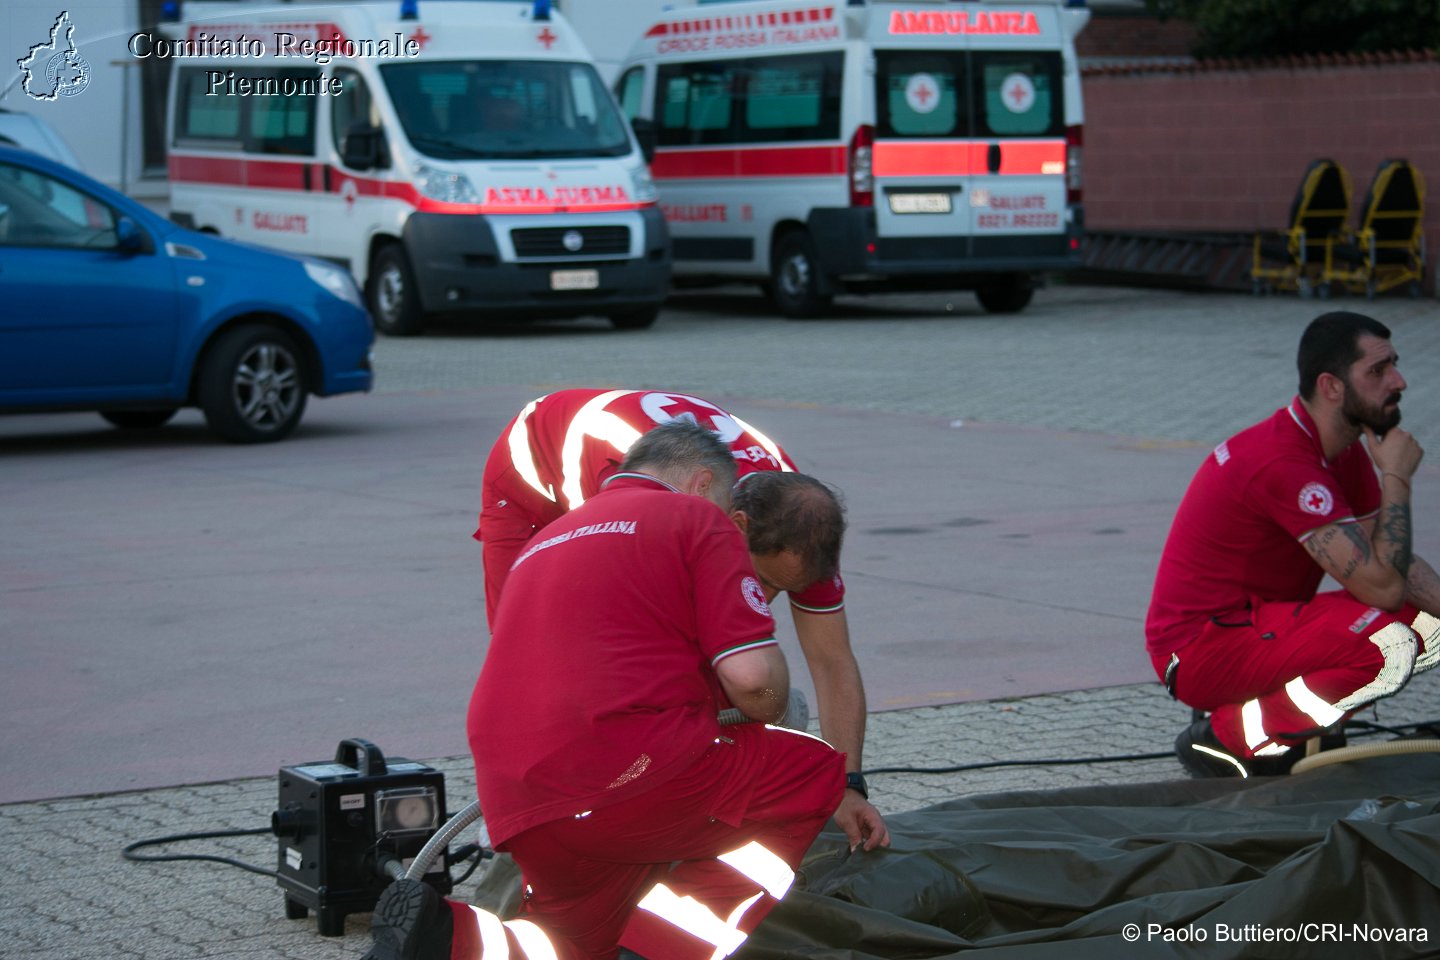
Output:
[380, 60, 633, 160]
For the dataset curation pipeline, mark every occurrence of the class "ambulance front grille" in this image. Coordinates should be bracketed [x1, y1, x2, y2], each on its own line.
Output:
[511, 226, 631, 259]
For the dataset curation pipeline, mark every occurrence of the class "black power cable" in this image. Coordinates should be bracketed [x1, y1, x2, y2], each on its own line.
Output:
[122, 827, 491, 883]
[863, 751, 1172, 777]
[122, 827, 277, 878]
[859, 717, 1440, 778]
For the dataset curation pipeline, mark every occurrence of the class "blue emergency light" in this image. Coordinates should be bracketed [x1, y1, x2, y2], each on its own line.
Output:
[532, 0, 551, 21]
[400, 0, 418, 21]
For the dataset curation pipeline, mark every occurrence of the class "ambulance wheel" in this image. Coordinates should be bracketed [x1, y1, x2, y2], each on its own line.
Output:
[368, 245, 426, 337]
[975, 276, 1034, 314]
[771, 231, 832, 319]
[197, 325, 308, 444]
[608, 306, 660, 330]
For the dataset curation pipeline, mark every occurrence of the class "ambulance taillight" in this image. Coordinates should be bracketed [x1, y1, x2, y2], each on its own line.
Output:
[849, 124, 874, 207]
[1066, 124, 1083, 205]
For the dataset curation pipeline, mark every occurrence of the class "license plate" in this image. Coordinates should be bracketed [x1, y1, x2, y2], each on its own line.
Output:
[550, 269, 599, 291]
[889, 192, 952, 214]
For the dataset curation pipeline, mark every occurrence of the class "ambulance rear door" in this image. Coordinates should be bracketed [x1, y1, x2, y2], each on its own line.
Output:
[871, 22, 976, 251]
[966, 5, 1070, 265]
[870, 5, 1069, 263]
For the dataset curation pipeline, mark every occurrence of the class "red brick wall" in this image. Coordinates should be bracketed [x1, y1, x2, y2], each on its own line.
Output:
[1082, 59, 1440, 292]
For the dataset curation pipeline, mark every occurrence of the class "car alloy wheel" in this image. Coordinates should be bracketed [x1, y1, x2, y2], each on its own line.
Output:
[198, 324, 309, 443]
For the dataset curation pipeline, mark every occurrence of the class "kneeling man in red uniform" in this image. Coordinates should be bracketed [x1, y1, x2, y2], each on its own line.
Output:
[366, 420, 846, 960]
[1148, 311, 1440, 777]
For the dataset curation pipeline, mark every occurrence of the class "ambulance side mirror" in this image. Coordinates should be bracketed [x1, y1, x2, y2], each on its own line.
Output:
[342, 123, 388, 172]
[629, 117, 657, 165]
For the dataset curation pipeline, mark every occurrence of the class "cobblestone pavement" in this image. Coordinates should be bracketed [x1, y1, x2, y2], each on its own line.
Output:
[5, 284, 1439, 959]
[374, 283, 1439, 450]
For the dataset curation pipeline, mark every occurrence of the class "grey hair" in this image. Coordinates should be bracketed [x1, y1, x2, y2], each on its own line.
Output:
[620, 420, 739, 486]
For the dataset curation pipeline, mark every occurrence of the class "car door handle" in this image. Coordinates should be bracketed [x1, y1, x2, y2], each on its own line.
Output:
[987, 143, 1001, 175]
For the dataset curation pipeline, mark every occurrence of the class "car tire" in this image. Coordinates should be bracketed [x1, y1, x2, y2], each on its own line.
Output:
[770, 231, 832, 319]
[608, 306, 660, 330]
[197, 325, 308, 444]
[975, 275, 1035, 314]
[100, 409, 178, 430]
[368, 244, 426, 337]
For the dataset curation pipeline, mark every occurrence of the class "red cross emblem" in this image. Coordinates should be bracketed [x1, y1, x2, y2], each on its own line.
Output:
[1298, 482, 1333, 516]
[913, 82, 933, 106]
[408, 26, 431, 49]
[1008, 81, 1028, 107]
[537, 27, 557, 49]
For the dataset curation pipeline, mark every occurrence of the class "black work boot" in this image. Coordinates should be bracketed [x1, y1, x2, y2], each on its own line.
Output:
[1175, 717, 1258, 778]
[363, 879, 453, 960]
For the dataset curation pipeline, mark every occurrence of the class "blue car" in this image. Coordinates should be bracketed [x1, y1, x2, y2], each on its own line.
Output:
[0, 145, 373, 443]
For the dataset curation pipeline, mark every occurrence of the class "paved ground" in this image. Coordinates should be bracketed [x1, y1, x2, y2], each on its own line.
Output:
[3, 283, 1439, 958]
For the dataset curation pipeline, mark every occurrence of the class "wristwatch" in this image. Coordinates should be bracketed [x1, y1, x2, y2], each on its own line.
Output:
[845, 772, 869, 799]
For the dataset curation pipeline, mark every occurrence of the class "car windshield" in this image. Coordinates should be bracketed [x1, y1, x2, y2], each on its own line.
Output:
[380, 59, 632, 160]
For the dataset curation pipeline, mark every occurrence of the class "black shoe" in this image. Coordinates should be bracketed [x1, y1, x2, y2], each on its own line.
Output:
[363, 879, 453, 960]
[1175, 717, 1256, 778]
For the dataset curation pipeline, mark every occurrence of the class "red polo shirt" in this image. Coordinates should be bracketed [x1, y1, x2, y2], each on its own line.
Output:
[469, 474, 780, 847]
[1145, 398, 1382, 659]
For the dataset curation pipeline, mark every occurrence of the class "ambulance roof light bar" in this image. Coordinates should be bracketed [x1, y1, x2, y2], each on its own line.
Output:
[400, 0, 418, 20]
[533, 0, 552, 21]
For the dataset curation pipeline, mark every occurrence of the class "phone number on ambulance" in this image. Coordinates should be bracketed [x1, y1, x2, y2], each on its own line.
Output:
[977, 213, 1059, 228]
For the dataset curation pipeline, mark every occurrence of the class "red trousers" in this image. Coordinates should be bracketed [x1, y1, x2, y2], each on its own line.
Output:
[1157, 590, 1436, 759]
[477, 458, 560, 629]
[456, 723, 844, 960]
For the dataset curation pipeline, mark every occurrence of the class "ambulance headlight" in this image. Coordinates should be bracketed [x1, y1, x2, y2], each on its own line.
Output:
[415, 163, 480, 205]
[304, 260, 364, 308]
[629, 165, 657, 204]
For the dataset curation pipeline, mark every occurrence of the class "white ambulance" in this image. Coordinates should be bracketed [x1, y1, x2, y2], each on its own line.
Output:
[613, 0, 1088, 317]
[163, 0, 670, 335]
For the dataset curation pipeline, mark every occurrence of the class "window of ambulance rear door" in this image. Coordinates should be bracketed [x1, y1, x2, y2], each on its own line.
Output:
[967, 7, 1067, 262]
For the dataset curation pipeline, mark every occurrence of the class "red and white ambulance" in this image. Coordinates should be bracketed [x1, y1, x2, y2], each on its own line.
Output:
[613, 0, 1088, 317]
[164, 0, 670, 335]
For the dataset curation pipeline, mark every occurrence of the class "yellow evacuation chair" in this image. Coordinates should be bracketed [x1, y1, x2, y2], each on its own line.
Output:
[1323, 159, 1427, 299]
[1251, 159, 1352, 298]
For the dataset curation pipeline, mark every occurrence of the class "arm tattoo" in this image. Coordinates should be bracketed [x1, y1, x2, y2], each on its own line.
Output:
[1305, 526, 1338, 569]
[1339, 523, 1372, 580]
[1378, 502, 1413, 579]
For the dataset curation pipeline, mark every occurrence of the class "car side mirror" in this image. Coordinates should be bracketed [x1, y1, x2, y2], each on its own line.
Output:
[115, 216, 145, 254]
[629, 117, 657, 165]
[342, 123, 388, 171]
